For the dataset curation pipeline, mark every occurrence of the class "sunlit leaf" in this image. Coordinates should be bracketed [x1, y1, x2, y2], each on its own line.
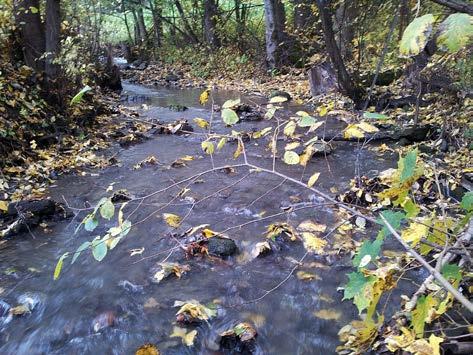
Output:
[307, 172, 320, 187]
[221, 108, 239, 125]
[298, 115, 317, 127]
[344, 124, 365, 139]
[201, 141, 214, 155]
[400, 14, 436, 57]
[99, 199, 115, 220]
[301, 232, 327, 253]
[217, 137, 226, 150]
[163, 213, 181, 228]
[460, 191, 473, 212]
[92, 236, 108, 261]
[437, 13, 473, 53]
[170, 326, 197, 347]
[193, 118, 209, 129]
[0, 200, 8, 212]
[70, 85, 92, 105]
[283, 151, 300, 165]
[83, 214, 98, 232]
[54, 252, 69, 280]
[399, 149, 418, 183]
[269, 96, 288, 103]
[222, 98, 241, 109]
[283, 121, 296, 136]
[401, 222, 428, 246]
[412, 294, 438, 337]
[199, 89, 210, 105]
[363, 112, 389, 120]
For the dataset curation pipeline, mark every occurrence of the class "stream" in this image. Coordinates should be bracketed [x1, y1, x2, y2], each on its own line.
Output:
[0, 80, 400, 354]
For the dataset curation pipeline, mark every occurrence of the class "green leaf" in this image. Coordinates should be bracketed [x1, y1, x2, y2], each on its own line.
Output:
[221, 108, 239, 125]
[353, 235, 383, 268]
[70, 85, 92, 105]
[437, 13, 473, 53]
[400, 14, 436, 57]
[92, 237, 108, 262]
[99, 199, 115, 220]
[379, 210, 406, 237]
[54, 252, 69, 280]
[222, 98, 241, 109]
[201, 141, 215, 154]
[84, 215, 99, 232]
[283, 151, 300, 165]
[412, 294, 437, 337]
[399, 149, 418, 183]
[441, 263, 462, 285]
[298, 115, 317, 127]
[120, 220, 132, 237]
[71, 241, 90, 264]
[460, 192, 473, 212]
[363, 112, 389, 120]
[343, 272, 372, 300]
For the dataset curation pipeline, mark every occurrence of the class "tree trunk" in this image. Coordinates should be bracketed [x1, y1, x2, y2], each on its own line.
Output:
[264, 0, 287, 70]
[430, 0, 473, 15]
[203, 0, 220, 48]
[334, 0, 358, 59]
[136, 5, 147, 43]
[45, 0, 61, 79]
[13, 0, 45, 72]
[316, 0, 362, 102]
[398, 0, 410, 40]
[173, 0, 199, 44]
[149, 0, 163, 47]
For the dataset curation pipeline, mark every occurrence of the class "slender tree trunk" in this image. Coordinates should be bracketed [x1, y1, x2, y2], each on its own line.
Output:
[264, 0, 287, 70]
[173, 0, 199, 44]
[45, 0, 61, 79]
[398, 0, 409, 40]
[203, 0, 220, 48]
[149, 0, 163, 47]
[136, 5, 147, 43]
[13, 0, 45, 72]
[334, 0, 358, 59]
[316, 0, 362, 101]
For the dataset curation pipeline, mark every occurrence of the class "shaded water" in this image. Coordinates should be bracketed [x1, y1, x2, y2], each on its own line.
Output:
[0, 82, 398, 354]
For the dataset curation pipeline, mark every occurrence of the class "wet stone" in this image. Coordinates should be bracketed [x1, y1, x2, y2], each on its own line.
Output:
[167, 104, 188, 112]
[207, 236, 238, 257]
[92, 311, 116, 332]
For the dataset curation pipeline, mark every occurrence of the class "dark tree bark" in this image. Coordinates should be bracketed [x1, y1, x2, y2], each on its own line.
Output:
[203, 0, 220, 48]
[136, 4, 147, 43]
[149, 0, 163, 47]
[316, 0, 362, 102]
[264, 0, 287, 69]
[334, 0, 358, 59]
[45, 0, 61, 79]
[430, 0, 473, 15]
[13, 0, 45, 72]
[398, 0, 410, 40]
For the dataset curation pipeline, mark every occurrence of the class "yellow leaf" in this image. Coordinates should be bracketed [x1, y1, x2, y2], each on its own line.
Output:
[307, 172, 320, 187]
[301, 232, 327, 253]
[401, 222, 428, 246]
[283, 121, 296, 136]
[283, 151, 300, 165]
[193, 118, 209, 129]
[428, 334, 443, 355]
[202, 228, 216, 238]
[233, 139, 243, 159]
[201, 141, 215, 155]
[170, 326, 197, 347]
[199, 89, 210, 105]
[299, 144, 315, 166]
[314, 309, 341, 320]
[135, 343, 160, 355]
[357, 122, 379, 133]
[298, 220, 326, 233]
[297, 270, 320, 281]
[344, 124, 365, 139]
[318, 105, 328, 116]
[285, 142, 301, 150]
[163, 213, 181, 228]
[0, 200, 8, 212]
[217, 137, 226, 150]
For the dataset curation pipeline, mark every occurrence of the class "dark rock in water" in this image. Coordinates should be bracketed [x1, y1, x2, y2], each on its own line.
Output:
[207, 236, 238, 257]
[2, 199, 72, 238]
[236, 104, 264, 121]
[165, 73, 180, 82]
[220, 322, 257, 354]
[269, 90, 291, 101]
[168, 104, 188, 112]
[111, 189, 132, 203]
[92, 311, 116, 332]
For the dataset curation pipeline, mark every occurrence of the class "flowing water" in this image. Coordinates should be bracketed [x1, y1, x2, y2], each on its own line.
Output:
[0, 81, 399, 354]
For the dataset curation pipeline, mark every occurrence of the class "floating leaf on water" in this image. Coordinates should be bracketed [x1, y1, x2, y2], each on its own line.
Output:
[174, 300, 217, 323]
[297, 270, 319, 281]
[152, 262, 190, 283]
[298, 220, 326, 233]
[135, 343, 160, 355]
[314, 309, 341, 321]
[307, 172, 320, 187]
[220, 322, 257, 342]
[170, 326, 197, 347]
[301, 232, 327, 253]
[163, 213, 181, 228]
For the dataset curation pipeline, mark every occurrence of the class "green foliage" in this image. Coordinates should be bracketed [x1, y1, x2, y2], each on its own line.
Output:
[437, 13, 473, 53]
[70, 85, 92, 105]
[399, 149, 418, 183]
[399, 14, 436, 57]
[461, 192, 473, 212]
[352, 235, 383, 268]
[221, 108, 239, 125]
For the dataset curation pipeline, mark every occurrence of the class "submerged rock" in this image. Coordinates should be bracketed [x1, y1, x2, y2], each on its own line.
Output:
[220, 322, 257, 354]
[92, 311, 116, 332]
[168, 104, 188, 112]
[207, 236, 238, 257]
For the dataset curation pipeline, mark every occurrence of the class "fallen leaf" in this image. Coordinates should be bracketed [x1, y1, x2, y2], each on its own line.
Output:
[170, 326, 197, 347]
[163, 213, 181, 228]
